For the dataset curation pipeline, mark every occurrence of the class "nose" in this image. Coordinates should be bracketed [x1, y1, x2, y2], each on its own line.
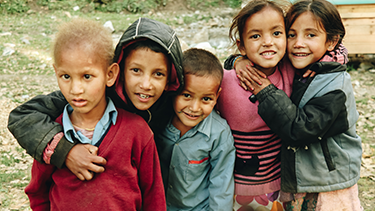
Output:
[189, 99, 201, 112]
[293, 36, 305, 48]
[70, 79, 84, 95]
[140, 75, 152, 90]
[263, 34, 273, 47]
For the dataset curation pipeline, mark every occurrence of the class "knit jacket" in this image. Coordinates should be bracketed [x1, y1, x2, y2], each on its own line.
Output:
[256, 62, 362, 193]
[216, 59, 294, 196]
[7, 18, 184, 168]
[25, 109, 165, 211]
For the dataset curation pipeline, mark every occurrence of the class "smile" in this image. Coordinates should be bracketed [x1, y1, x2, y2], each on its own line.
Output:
[293, 53, 310, 57]
[139, 94, 150, 99]
[261, 52, 276, 56]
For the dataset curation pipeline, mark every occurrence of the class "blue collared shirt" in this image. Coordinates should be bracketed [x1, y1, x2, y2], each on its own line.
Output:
[62, 98, 118, 146]
[157, 110, 235, 211]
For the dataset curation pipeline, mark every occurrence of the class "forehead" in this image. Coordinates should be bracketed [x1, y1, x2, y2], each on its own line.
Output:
[290, 11, 325, 32]
[183, 74, 221, 94]
[245, 6, 285, 30]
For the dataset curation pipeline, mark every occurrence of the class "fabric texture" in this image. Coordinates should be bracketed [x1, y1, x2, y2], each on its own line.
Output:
[157, 111, 236, 211]
[26, 108, 165, 211]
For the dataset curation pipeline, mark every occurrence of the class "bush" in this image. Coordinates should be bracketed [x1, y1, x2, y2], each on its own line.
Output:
[0, 0, 30, 14]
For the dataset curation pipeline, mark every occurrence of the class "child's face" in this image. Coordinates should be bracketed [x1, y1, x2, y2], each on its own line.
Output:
[287, 11, 336, 69]
[172, 74, 221, 133]
[54, 46, 118, 118]
[239, 6, 286, 75]
[123, 48, 169, 111]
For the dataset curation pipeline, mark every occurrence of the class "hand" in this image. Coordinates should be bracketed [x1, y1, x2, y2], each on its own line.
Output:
[234, 57, 253, 90]
[237, 65, 271, 95]
[302, 69, 316, 78]
[65, 144, 107, 181]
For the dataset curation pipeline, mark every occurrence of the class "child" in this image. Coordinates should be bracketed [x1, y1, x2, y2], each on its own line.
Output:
[216, 0, 293, 210]
[8, 18, 184, 180]
[25, 18, 165, 210]
[236, 0, 362, 210]
[157, 48, 236, 210]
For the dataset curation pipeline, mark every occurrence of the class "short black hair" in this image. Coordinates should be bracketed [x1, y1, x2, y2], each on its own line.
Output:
[182, 48, 223, 86]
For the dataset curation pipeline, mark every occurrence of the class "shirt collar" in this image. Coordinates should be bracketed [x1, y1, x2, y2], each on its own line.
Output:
[62, 98, 118, 143]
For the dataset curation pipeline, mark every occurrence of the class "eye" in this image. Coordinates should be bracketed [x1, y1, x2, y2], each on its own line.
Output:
[182, 93, 191, 98]
[287, 33, 295, 38]
[250, 34, 260, 39]
[84, 74, 91, 79]
[155, 72, 165, 77]
[202, 97, 212, 102]
[131, 68, 140, 73]
[273, 31, 282, 36]
[62, 74, 70, 80]
[307, 34, 316, 38]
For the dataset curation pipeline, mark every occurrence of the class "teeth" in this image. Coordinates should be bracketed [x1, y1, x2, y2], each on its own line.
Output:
[262, 52, 275, 56]
[140, 94, 149, 99]
[295, 53, 308, 56]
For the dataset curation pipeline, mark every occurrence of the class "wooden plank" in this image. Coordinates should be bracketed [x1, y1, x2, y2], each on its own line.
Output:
[336, 4, 375, 13]
[340, 13, 375, 18]
[344, 25, 375, 35]
[342, 18, 375, 25]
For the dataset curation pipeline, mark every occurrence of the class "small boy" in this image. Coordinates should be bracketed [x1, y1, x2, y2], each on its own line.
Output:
[157, 48, 236, 210]
[25, 19, 165, 210]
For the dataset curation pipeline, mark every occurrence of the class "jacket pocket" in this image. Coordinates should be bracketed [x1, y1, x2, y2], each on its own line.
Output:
[320, 139, 336, 171]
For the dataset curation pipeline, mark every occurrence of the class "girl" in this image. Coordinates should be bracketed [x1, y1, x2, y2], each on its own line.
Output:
[236, 0, 362, 210]
[216, 0, 293, 210]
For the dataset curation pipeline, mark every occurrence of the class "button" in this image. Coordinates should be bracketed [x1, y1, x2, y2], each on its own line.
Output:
[169, 185, 173, 189]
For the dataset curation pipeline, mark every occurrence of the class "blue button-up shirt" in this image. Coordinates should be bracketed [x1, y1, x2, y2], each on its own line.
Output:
[157, 111, 235, 211]
[62, 98, 117, 146]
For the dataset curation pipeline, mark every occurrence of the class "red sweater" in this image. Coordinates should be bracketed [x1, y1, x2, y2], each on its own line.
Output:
[25, 109, 166, 211]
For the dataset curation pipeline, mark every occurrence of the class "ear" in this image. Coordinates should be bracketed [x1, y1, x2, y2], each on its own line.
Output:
[236, 39, 247, 56]
[326, 35, 340, 51]
[106, 63, 120, 87]
[215, 87, 222, 100]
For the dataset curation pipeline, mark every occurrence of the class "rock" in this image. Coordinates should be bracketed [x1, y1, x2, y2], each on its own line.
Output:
[103, 21, 115, 33]
[193, 42, 216, 55]
[2, 47, 15, 57]
[73, 6, 80, 11]
[179, 39, 189, 52]
[193, 27, 209, 43]
[0, 32, 12, 36]
[21, 37, 30, 45]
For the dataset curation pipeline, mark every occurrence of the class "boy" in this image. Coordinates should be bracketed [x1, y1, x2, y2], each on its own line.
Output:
[8, 18, 184, 181]
[25, 19, 165, 210]
[157, 48, 235, 210]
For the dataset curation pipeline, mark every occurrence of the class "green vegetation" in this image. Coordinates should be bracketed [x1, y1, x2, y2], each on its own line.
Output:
[1, 0, 242, 14]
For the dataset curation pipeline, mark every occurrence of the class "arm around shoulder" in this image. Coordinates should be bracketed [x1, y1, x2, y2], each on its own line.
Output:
[7, 90, 68, 164]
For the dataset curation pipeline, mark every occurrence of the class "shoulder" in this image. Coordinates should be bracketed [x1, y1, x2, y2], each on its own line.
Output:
[210, 111, 232, 134]
[116, 108, 152, 133]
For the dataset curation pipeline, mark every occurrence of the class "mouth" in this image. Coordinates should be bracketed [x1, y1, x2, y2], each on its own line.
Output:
[183, 111, 202, 119]
[260, 51, 276, 59]
[292, 53, 310, 57]
[138, 93, 150, 99]
[71, 99, 87, 107]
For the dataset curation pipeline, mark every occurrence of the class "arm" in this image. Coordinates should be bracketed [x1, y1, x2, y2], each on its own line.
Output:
[256, 84, 349, 147]
[208, 128, 235, 211]
[139, 137, 166, 211]
[7, 91, 68, 165]
[7, 91, 106, 178]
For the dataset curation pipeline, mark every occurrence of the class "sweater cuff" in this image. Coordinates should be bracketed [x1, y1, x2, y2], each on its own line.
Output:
[50, 136, 76, 169]
[256, 84, 278, 103]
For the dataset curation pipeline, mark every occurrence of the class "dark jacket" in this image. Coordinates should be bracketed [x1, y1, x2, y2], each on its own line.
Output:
[256, 62, 362, 193]
[7, 18, 184, 168]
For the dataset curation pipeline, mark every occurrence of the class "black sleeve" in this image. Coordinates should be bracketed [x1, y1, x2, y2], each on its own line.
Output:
[257, 84, 349, 147]
[7, 91, 75, 168]
[223, 54, 240, 70]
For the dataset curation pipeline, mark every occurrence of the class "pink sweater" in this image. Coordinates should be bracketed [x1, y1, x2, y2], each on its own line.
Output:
[217, 60, 294, 196]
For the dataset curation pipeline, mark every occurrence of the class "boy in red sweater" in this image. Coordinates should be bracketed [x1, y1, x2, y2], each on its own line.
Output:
[25, 18, 165, 211]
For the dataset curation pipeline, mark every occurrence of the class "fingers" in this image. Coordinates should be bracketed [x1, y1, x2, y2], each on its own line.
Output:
[83, 144, 99, 156]
[303, 69, 317, 78]
[65, 144, 106, 181]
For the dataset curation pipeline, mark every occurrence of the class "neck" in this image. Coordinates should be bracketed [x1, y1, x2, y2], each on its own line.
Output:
[70, 110, 104, 131]
[255, 65, 276, 76]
